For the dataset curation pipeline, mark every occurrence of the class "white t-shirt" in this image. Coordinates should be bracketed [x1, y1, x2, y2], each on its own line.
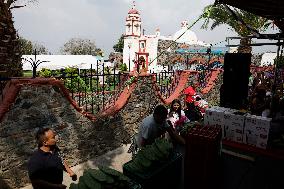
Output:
[137, 114, 170, 147]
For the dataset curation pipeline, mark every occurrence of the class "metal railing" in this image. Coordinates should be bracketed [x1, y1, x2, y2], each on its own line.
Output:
[1, 61, 224, 114]
[150, 66, 182, 99]
[52, 63, 130, 114]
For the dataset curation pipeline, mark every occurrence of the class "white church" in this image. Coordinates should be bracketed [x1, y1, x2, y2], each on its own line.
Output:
[122, 2, 209, 72]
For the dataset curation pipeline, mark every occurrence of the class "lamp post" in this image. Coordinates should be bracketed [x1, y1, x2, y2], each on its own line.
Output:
[128, 43, 131, 72]
[24, 49, 49, 78]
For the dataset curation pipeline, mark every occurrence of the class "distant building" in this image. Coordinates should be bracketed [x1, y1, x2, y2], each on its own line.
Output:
[21, 55, 110, 72]
[122, 2, 210, 72]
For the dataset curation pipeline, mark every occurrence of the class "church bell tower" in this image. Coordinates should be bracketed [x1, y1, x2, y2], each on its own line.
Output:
[125, 1, 141, 37]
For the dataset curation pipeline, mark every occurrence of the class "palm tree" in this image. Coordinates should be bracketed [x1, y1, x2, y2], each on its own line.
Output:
[0, 0, 36, 77]
[201, 4, 271, 53]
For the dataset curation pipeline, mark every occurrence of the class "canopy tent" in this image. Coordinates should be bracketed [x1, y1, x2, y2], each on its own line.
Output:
[175, 47, 229, 55]
[216, 0, 284, 20]
[22, 55, 108, 71]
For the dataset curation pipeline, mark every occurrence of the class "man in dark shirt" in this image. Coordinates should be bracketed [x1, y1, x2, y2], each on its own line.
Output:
[28, 128, 77, 189]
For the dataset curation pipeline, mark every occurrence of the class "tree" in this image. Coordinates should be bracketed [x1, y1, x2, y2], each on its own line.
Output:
[19, 37, 49, 55]
[0, 0, 37, 77]
[113, 34, 124, 53]
[201, 4, 271, 53]
[19, 37, 33, 55]
[61, 38, 101, 56]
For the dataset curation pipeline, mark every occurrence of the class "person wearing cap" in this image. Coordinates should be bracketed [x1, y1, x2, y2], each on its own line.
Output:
[183, 85, 197, 104]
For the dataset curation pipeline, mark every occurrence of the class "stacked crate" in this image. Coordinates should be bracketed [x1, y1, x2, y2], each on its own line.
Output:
[204, 107, 272, 149]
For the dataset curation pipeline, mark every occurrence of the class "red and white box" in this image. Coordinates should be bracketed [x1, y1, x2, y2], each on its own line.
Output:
[223, 109, 245, 143]
[243, 114, 271, 149]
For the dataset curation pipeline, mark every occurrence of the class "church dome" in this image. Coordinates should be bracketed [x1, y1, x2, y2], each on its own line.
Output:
[128, 8, 140, 14]
[128, 2, 140, 15]
[173, 21, 198, 44]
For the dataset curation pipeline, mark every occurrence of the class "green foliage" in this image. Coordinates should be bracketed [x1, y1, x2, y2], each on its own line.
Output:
[119, 63, 128, 72]
[70, 167, 133, 189]
[38, 68, 52, 78]
[126, 138, 173, 173]
[19, 37, 33, 55]
[19, 36, 49, 55]
[63, 67, 79, 76]
[201, 4, 270, 37]
[64, 76, 89, 92]
[113, 34, 124, 53]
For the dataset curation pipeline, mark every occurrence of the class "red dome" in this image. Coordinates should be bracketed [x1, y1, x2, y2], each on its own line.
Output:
[128, 8, 139, 14]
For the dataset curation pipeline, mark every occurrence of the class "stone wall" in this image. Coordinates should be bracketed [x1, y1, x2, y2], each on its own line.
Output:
[157, 39, 224, 67]
[0, 76, 165, 189]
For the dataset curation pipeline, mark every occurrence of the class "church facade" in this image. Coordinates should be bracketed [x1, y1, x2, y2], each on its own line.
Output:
[122, 2, 210, 72]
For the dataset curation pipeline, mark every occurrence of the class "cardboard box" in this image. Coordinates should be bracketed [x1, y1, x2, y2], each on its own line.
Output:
[243, 114, 258, 146]
[255, 117, 271, 149]
[223, 109, 245, 143]
[204, 106, 227, 138]
[243, 114, 271, 149]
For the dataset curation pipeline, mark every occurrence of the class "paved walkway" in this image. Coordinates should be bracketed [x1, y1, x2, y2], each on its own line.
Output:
[21, 144, 132, 189]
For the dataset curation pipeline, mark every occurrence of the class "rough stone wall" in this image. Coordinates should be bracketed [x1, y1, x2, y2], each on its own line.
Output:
[0, 76, 164, 189]
[157, 39, 224, 67]
[118, 76, 162, 140]
[157, 39, 179, 65]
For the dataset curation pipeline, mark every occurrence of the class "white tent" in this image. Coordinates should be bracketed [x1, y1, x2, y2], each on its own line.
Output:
[22, 55, 108, 71]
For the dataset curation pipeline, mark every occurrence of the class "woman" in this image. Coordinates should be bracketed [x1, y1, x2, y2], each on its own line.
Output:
[167, 99, 188, 189]
[167, 99, 189, 133]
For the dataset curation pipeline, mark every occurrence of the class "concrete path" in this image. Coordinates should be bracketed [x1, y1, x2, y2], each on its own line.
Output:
[21, 144, 132, 189]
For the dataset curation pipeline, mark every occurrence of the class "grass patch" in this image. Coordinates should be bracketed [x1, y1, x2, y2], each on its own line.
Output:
[23, 71, 33, 77]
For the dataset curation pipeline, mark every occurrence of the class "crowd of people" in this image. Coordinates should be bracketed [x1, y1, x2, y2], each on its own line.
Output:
[248, 71, 284, 121]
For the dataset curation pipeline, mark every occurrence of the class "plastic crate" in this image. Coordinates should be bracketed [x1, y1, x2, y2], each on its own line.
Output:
[123, 152, 182, 189]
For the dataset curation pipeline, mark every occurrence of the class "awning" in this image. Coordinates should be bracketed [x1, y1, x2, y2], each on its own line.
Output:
[217, 0, 284, 20]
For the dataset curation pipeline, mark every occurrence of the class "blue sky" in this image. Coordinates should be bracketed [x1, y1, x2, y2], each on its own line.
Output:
[12, 0, 278, 56]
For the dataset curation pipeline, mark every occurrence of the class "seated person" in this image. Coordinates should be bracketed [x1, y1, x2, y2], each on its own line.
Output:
[137, 104, 185, 148]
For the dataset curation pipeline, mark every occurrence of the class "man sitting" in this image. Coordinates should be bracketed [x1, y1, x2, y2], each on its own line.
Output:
[137, 104, 185, 148]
